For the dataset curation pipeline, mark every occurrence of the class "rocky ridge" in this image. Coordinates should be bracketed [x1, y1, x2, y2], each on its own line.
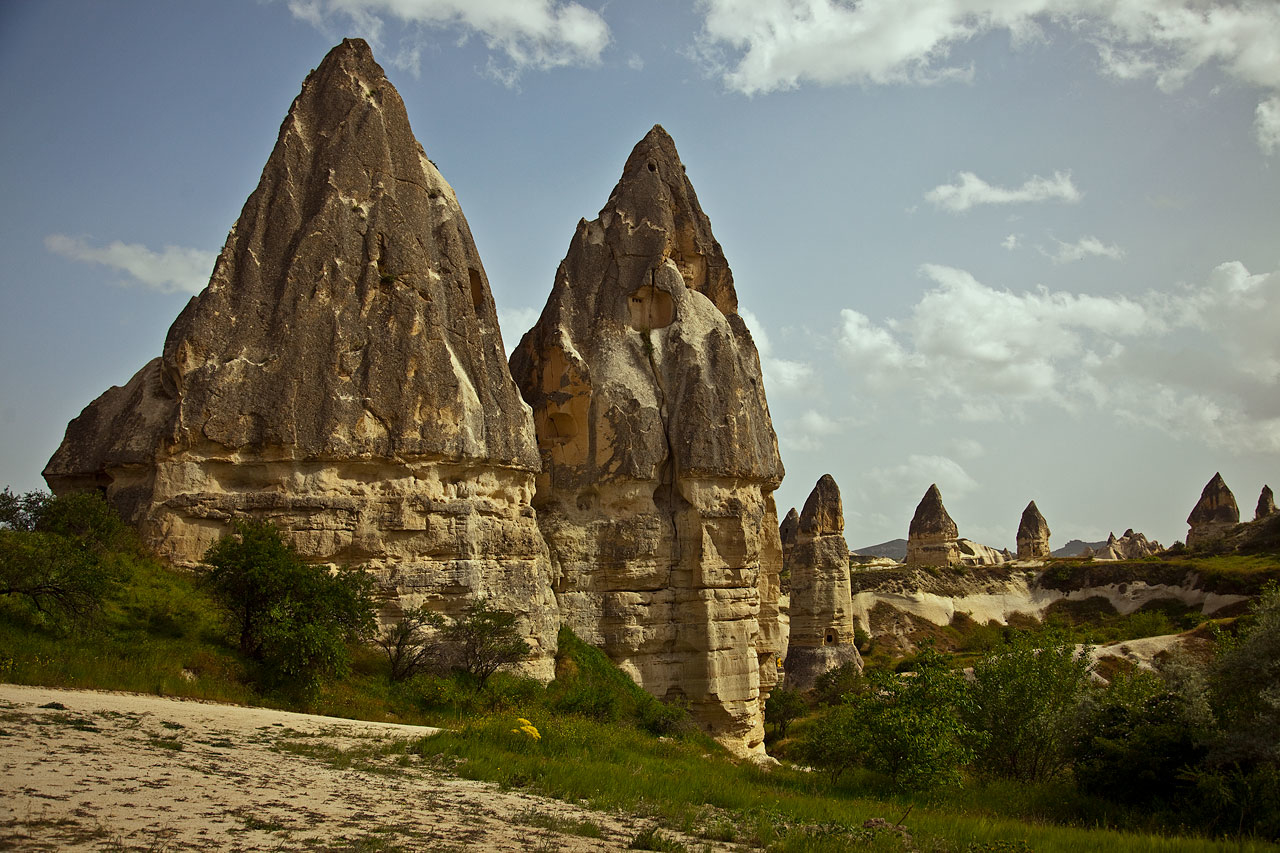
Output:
[1187, 473, 1240, 548]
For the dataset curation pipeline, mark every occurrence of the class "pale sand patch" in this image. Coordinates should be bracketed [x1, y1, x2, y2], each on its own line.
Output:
[0, 684, 735, 851]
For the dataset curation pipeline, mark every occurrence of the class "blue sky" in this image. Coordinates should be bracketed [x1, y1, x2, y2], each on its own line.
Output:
[1, 0, 1277, 549]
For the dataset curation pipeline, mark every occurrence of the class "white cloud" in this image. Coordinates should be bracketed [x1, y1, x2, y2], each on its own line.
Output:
[1002, 234, 1020, 251]
[497, 305, 540, 341]
[925, 171, 1081, 212]
[868, 454, 979, 500]
[834, 261, 1280, 452]
[779, 408, 847, 452]
[741, 307, 815, 394]
[1045, 235, 1124, 264]
[45, 234, 215, 295]
[287, 0, 610, 81]
[696, 0, 1280, 153]
[1257, 96, 1280, 155]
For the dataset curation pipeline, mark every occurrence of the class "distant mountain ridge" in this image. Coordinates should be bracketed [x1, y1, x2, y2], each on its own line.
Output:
[1052, 539, 1109, 557]
[852, 538, 908, 561]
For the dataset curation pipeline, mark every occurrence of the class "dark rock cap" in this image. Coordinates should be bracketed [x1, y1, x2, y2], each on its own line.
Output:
[1257, 485, 1276, 520]
[909, 484, 958, 539]
[1187, 473, 1240, 527]
[798, 474, 843, 537]
[1016, 501, 1050, 541]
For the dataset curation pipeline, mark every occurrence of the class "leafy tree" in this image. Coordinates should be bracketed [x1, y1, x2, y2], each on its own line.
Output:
[201, 520, 376, 694]
[965, 632, 1093, 781]
[813, 659, 865, 707]
[802, 647, 980, 791]
[0, 489, 129, 623]
[765, 687, 807, 740]
[378, 604, 444, 683]
[443, 598, 531, 687]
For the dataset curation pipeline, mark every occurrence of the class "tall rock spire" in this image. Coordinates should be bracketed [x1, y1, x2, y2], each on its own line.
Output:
[510, 125, 785, 756]
[784, 475, 861, 691]
[1016, 501, 1051, 560]
[1186, 473, 1240, 548]
[44, 39, 557, 672]
[906, 484, 961, 566]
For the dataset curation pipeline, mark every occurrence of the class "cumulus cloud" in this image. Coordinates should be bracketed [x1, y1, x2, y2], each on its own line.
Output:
[1257, 96, 1280, 155]
[696, 0, 1280, 153]
[497, 305, 540, 341]
[925, 171, 1081, 212]
[45, 234, 215, 295]
[286, 0, 610, 81]
[868, 454, 979, 500]
[1045, 235, 1124, 264]
[779, 408, 848, 452]
[1002, 234, 1020, 251]
[835, 261, 1280, 451]
[741, 308, 816, 394]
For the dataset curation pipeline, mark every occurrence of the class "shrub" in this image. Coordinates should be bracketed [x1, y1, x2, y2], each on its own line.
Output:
[764, 687, 806, 740]
[201, 520, 376, 695]
[812, 659, 865, 707]
[965, 632, 1093, 782]
[442, 598, 531, 688]
[378, 604, 444, 682]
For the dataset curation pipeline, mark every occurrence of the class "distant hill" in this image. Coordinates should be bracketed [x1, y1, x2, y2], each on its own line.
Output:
[852, 538, 908, 561]
[1052, 539, 1109, 557]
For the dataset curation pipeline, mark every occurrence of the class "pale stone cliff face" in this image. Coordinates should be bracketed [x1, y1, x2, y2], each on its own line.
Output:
[43, 39, 558, 674]
[906, 484, 961, 566]
[1016, 501, 1051, 560]
[783, 475, 861, 690]
[1095, 529, 1163, 560]
[1186, 473, 1240, 548]
[509, 125, 785, 756]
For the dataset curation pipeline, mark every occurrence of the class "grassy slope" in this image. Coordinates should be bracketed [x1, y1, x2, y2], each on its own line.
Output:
[3, 552, 1279, 852]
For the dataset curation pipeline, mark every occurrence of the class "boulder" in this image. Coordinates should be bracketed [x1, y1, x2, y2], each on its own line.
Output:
[1257, 485, 1276, 521]
[43, 39, 558, 674]
[1186, 473, 1240, 548]
[1015, 501, 1051, 560]
[783, 475, 861, 691]
[509, 125, 785, 756]
[905, 484, 961, 566]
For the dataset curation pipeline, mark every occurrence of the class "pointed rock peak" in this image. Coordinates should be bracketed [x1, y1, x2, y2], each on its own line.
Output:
[910, 484, 957, 538]
[779, 506, 800, 547]
[1188, 472, 1240, 526]
[1107, 532, 1118, 545]
[1017, 501, 1049, 540]
[601, 124, 738, 317]
[799, 474, 844, 536]
[1257, 485, 1276, 520]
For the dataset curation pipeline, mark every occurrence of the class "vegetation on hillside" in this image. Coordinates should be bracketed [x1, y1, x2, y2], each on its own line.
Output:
[3, 486, 1280, 850]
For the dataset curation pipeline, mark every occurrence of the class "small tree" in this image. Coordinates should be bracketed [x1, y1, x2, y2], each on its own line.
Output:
[444, 598, 530, 687]
[378, 605, 445, 682]
[765, 687, 807, 740]
[201, 520, 376, 695]
[0, 489, 129, 624]
[965, 632, 1093, 781]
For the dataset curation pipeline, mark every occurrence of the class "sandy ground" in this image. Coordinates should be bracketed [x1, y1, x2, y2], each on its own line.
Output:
[0, 683, 732, 852]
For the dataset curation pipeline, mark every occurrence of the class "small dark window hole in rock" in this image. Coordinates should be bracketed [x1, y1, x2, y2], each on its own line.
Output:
[468, 268, 484, 312]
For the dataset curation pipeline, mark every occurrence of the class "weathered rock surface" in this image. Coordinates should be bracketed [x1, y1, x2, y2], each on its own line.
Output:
[1094, 529, 1163, 560]
[783, 475, 861, 691]
[1016, 501, 1051, 560]
[779, 507, 799, 559]
[43, 39, 558, 674]
[906, 484, 960, 566]
[1257, 485, 1276, 521]
[509, 125, 785, 756]
[1186, 473, 1240, 548]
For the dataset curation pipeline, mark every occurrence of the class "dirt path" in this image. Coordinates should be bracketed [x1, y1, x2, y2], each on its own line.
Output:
[0, 683, 725, 851]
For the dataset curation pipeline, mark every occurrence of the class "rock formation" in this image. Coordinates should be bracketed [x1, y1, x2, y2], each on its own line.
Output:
[1257, 485, 1276, 521]
[1186, 473, 1240, 548]
[1094, 529, 1162, 560]
[43, 39, 558, 674]
[779, 507, 800, 559]
[1015, 501, 1051, 560]
[509, 125, 785, 756]
[783, 475, 861, 691]
[906, 485, 961, 566]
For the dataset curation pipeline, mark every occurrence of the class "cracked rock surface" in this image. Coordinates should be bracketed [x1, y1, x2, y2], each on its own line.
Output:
[43, 39, 556, 671]
[509, 126, 785, 756]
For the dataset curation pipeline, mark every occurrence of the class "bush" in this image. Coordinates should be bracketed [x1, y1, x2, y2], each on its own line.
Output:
[378, 604, 445, 682]
[965, 632, 1093, 782]
[201, 520, 376, 695]
[442, 598, 531, 688]
[0, 489, 131, 625]
[802, 647, 979, 792]
[764, 687, 806, 739]
[812, 659, 865, 707]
